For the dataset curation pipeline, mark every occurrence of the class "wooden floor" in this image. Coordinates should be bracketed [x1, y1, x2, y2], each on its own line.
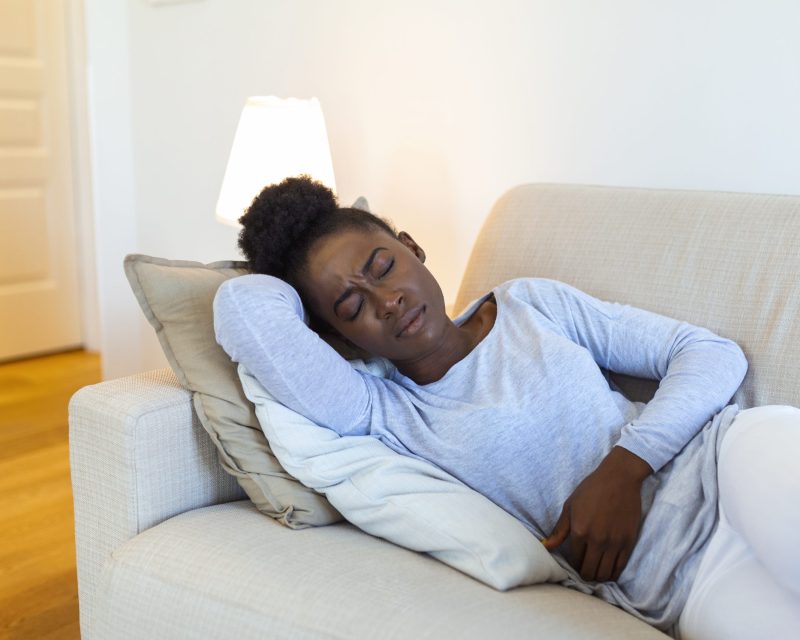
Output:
[0, 349, 102, 640]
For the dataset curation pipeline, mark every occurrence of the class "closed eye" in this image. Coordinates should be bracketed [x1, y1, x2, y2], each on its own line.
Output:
[347, 302, 363, 321]
[347, 259, 394, 321]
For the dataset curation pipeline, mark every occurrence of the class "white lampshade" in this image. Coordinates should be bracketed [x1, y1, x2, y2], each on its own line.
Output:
[215, 96, 337, 227]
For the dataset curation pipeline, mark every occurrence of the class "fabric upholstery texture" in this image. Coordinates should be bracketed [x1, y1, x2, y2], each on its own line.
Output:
[455, 183, 800, 408]
[68, 368, 245, 637]
[123, 253, 342, 527]
[238, 361, 568, 591]
[93, 501, 665, 640]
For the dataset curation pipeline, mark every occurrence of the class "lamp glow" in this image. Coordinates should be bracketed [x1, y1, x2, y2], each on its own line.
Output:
[215, 96, 337, 227]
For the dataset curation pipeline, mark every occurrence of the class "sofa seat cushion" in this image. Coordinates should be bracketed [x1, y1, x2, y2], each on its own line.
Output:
[93, 501, 666, 639]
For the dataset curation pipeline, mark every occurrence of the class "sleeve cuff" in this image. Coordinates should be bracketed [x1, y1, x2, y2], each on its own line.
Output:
[612, 433, 663, 474]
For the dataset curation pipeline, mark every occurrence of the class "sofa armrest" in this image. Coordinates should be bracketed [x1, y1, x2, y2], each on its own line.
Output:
[68, 367, 245, 638]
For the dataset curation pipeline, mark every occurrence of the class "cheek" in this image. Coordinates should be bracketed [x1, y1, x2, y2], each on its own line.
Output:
[338, 321, 398, 356]
[331, 318, 373, 344]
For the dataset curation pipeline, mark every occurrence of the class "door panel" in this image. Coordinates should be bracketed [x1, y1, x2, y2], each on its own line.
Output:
[0, 0, 83, 361]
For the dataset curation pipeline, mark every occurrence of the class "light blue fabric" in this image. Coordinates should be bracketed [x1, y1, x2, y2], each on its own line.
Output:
[236, 358, 568, 590]
[214, 274, 747, 634]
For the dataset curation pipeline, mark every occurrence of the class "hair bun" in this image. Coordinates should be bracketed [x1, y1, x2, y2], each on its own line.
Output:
[237, 175, 338, 278]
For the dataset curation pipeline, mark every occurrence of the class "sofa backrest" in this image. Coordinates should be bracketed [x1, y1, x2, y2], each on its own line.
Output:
[454, 183, 800, 410]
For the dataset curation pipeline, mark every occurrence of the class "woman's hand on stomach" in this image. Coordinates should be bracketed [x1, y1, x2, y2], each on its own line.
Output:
[542, 446, 653, 583]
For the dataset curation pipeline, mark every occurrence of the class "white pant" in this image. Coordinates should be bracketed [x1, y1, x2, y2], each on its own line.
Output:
[677, 405, 800, 640]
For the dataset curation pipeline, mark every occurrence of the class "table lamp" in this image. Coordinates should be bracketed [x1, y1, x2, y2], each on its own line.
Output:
[215, 96, 337, 227]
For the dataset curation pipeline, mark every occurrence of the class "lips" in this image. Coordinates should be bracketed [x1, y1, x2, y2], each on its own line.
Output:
[396, 305, 425, 337]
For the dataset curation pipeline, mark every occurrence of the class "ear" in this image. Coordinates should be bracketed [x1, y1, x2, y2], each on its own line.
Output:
[397, 231, 426, 264]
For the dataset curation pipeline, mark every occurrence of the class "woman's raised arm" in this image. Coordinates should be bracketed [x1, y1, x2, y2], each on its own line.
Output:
[213, 273, 373, 436]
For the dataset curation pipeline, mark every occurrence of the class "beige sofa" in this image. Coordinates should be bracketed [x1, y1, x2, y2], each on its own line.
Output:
[69, 183, 800, 639]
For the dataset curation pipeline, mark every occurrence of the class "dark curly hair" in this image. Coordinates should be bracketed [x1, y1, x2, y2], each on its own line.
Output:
[237, 174, 398, 300]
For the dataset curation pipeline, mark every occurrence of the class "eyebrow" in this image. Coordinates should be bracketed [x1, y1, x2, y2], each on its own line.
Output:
[332, 247, 388, 315]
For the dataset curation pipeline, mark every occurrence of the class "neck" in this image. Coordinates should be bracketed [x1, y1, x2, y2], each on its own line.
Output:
[393, 301, 494, 385]
[394, 323, 472, 385]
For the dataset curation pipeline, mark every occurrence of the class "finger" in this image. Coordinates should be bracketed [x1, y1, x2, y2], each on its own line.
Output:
[611, 546, 632, 582]
[569, 536, 587, 575]
[579, 543, 603, 582]
[542, 508, 570, 551]
[595, 547, 619, 583]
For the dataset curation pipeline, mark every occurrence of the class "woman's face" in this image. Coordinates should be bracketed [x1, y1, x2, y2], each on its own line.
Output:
[299, 227, 449, 362]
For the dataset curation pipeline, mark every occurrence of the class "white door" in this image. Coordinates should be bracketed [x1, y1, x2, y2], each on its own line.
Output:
[0, 0, 83, 361]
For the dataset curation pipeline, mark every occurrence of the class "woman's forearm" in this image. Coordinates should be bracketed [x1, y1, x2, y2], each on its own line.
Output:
[614, 329, 748, 472]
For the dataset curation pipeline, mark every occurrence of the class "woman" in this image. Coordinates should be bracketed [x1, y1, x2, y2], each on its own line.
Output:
[213, 175, 800, 639]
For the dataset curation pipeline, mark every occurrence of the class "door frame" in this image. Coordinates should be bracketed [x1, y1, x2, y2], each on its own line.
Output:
[63, 0, 100, 352]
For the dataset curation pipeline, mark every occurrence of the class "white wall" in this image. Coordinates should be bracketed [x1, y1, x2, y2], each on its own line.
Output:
[83, 0, 140, 379]
[86, 0, 800, 379]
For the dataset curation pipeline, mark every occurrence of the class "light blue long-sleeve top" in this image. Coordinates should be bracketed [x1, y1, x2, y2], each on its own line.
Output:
[213, 274, 748, 635]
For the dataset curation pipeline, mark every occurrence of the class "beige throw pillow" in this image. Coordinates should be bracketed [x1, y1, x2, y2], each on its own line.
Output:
[124, 254, 343, 528]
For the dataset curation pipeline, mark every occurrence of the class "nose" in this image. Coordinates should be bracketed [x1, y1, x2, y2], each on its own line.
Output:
[377, 288, 403, 318]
